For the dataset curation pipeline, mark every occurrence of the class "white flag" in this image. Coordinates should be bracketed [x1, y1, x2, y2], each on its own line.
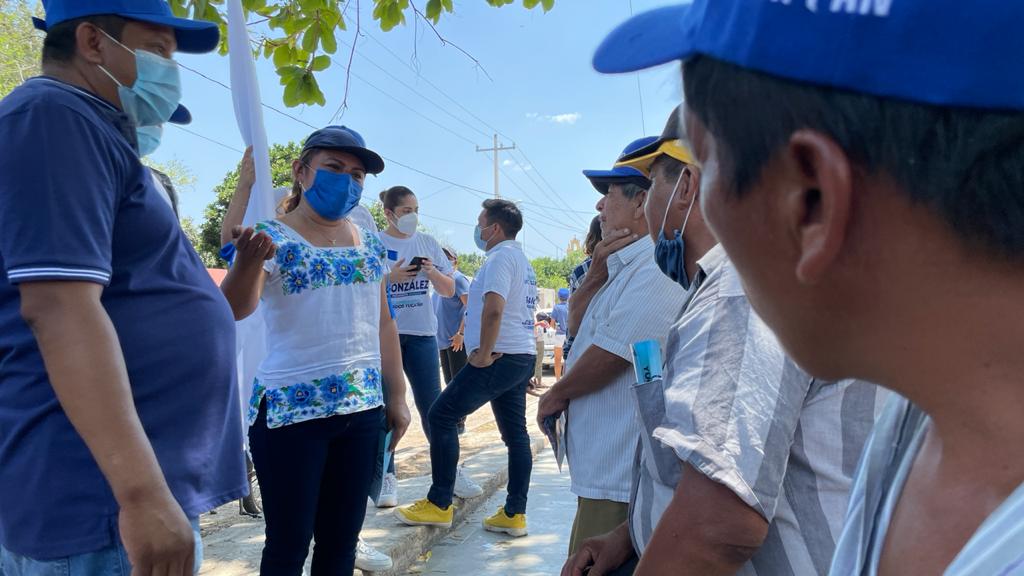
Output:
[227, 0, 271, 439]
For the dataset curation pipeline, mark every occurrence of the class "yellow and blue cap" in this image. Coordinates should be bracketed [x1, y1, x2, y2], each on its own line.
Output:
[583, 136, 657, 194]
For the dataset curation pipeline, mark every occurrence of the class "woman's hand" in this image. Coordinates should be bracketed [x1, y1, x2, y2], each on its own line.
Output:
[238, 146, 255, 192]
[389, 259, 419, 283]
[234, 226, 277, 267]
[450, 332, 464, 352]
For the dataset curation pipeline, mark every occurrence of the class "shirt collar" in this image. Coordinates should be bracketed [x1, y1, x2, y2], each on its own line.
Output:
[607, 235, 655, 276]
[696, 243, 728, 277]
[486, 239, 521, 255]
[30, 76, 138, 150]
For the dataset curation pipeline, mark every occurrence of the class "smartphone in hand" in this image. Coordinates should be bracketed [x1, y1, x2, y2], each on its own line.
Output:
[409, 256, 427, 272]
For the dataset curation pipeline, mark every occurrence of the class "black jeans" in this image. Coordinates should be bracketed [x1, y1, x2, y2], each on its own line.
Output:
[249, 403, 384, 576]
[426, 353, 535, 513]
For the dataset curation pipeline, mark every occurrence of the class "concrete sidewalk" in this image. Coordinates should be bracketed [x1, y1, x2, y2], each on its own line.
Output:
[410, 450, 574, 575]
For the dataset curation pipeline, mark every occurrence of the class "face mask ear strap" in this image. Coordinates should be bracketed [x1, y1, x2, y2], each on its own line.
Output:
[678, 169, 698, 236]
[660, 168, 688, 240]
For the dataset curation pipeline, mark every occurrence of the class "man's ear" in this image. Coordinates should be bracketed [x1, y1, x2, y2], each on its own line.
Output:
[633, 189, 648, 220]
[782, 130, 854, 284]
[75, 22, 108, 65]
[675, 167, 700, 212]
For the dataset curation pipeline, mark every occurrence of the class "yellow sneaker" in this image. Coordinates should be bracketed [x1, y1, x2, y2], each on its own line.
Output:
[394, 498, 453, 528]
[483, 507, 528, 537]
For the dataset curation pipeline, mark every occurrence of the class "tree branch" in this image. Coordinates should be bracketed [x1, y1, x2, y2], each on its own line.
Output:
[409, 1, 493, 82]
[330, 0, 360, 122]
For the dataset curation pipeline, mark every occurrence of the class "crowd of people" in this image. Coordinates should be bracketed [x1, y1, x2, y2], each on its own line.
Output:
[1, 0, 1023, 576]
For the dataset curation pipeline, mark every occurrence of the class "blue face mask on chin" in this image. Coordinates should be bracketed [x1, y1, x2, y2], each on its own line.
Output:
[98, 31, 183, 128]
[303, 168, 364, 221]
[136, 124, 163, 157]
[654, 169, 697, 290]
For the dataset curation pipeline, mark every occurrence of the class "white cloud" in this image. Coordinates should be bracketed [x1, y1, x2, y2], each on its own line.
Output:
[525, 112, 582, 125]
[548, 112, 582, 125]
[503, 159, 514, 166]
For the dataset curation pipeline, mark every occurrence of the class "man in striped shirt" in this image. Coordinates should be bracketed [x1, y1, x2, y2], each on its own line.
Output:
[595, 2, 1024, 574]
[563, 113, 883, 576]
[538, 139, 689, 556]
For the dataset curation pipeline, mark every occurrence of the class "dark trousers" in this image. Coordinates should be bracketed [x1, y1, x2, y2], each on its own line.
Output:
[399, 334, 442, 441]
[382, 334, 443, 475]
[249, 403, 383, 576]
[426, 353, 535, 513]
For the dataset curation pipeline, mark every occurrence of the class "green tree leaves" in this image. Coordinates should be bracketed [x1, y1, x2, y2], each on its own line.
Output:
[166, 0, 554, 107]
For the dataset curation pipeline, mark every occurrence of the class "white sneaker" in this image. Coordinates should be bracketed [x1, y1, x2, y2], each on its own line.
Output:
[454, 465, 484, 499]
[375, 472, 398, 508]
[355, 539, 393, 572]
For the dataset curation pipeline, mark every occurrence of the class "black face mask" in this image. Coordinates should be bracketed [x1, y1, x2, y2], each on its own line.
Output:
[654, 169, 696, 289]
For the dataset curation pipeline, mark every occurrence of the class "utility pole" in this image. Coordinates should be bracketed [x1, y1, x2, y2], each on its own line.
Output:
[476, 134, 516, 198]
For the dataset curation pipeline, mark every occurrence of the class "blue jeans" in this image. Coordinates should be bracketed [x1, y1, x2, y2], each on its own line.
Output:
[427, 353, 535, 513]
[249, 403, 383, 576]
[383, 334, 442, 476]
[0, 519, 202, 576]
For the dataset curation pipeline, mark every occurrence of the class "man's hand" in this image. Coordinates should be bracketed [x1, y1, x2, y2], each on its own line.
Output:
[418, 257, 436, 276]
[233, 226, 276, 266]
[536, 387, 569, 428]
[387, 400, 412, 452]
[450, 332, 464, 352]
[468, 349, 502, 369]
[562, 525, 635, 576]
[389, 259, 419, 283]
[589, 228, 639, 282]
[238, 146, 255, 192]
[119, 492, 195, 576]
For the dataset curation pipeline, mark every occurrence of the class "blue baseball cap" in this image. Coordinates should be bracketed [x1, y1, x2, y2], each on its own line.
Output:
[594, 0, 1024, 112]
[302, 126, 385, 175]
[583, 136, 657, 194]
[33, 0, 220, 54]
[558, 288, 569, 299]
[169, 104, 190, 125]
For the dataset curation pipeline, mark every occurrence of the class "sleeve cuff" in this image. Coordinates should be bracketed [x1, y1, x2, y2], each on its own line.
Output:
[6, 266, 111, 285]
[591, 332, 633, 362]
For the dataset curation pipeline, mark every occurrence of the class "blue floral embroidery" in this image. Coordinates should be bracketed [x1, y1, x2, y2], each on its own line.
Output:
[285, 382, 317, 406]
[284, 269, 310, 294]
[277, 243, 303, 270]
[334, 259, 356, 284]
[309, 257, 332, 285]
[317, 375, 346, 403]
[248, 368, 385, 429]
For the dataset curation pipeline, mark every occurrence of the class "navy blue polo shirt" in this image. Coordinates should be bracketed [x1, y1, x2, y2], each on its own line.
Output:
[0, 78, 246, 559]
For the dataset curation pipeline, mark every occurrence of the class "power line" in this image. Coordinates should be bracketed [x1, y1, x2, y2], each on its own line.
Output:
[169, 124, 244, 153]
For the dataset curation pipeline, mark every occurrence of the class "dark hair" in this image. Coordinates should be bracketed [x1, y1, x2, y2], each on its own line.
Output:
[442, 247, 456, 261]
[279, 148, 319, 214]
[651, 154, 687, 184]
[616, 182, 648, 200]
[584, 215, 602, 256]
[482, 199, 523, 237]
[683, 56, 1024, 260]
[43, 15, 127, 64]
[379, 186, 415, 212]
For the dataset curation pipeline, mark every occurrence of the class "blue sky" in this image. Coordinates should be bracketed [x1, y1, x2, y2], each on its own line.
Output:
[156, 0, 684, 259]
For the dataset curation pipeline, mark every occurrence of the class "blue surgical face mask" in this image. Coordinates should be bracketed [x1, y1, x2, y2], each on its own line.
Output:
[98, 31, 183, 127]
[654, 169, 697, 289]
[136, 124, 163, 157]
[303, 168, 363, 221]
[474, 224, 492, 251]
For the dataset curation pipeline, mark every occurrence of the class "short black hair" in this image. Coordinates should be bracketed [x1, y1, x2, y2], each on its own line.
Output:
[42, 15, 127, 64]
[683, 56, 1024, 260]
[482, 199, 523, 238]
[651, 154, 686, 184]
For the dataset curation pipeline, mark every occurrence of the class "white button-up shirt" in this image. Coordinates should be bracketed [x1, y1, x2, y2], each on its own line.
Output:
[565, 235, 689, 502]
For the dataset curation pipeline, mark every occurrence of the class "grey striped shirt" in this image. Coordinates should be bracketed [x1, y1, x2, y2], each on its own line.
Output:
[629, 244, 886, 575]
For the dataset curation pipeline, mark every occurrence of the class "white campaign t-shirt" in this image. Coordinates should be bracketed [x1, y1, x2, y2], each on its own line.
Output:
[465, 240, 537, 355]
[379, 231, 453, 337]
